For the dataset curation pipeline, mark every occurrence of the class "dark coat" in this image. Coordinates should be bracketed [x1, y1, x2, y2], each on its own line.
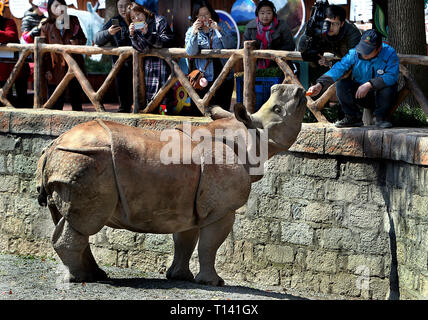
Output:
[40, 16, 87, 85]
[243, 18, 296, 52]
[321, 21, 362, 58]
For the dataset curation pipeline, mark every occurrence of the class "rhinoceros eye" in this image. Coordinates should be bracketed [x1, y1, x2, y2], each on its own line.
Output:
[273, 105, 282, 114]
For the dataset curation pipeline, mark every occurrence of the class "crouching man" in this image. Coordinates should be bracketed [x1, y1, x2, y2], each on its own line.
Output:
[307, 29, 399, 128]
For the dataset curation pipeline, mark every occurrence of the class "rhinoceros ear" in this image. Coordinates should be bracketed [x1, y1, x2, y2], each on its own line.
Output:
[234, 103, 254, 128]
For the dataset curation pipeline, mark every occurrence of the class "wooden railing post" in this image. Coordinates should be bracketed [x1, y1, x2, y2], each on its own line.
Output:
[33, 36, 46, 108]
[243, 40, 256, 114]
[132, 49, 142, 113]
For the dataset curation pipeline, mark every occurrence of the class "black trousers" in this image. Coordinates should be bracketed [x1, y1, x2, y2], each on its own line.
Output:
[48, 78, 83, 111]
[337, 78, 398, 120]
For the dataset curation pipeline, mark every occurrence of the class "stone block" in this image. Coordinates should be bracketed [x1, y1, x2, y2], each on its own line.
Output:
[233, 215, 278, 243]
[357, 230, 390, 255]
[14, 154, 39, 176]
[289, 124, 325, 154]
[347, 254, 385, 277]
[345, 203, 383, 230]
[0, 135, 20, 151]
[318, 228, 356, 251]
[368, 277, 389, 300]
[330, 273, 361, 297]
[0, 175, 19, 193]
[340, 161, 380, 182]
[303, 202, 339, 223]
[0, 110, 10, 132]
[300, 157, 339, 179]
[325, 127, 364, 157]
[281, 176, 325, 201]
[105, 228, 137, 250]
[414, 135, 428, 165]
[142, 233, 173, 254]
[265, 244, 294, 264]
[306, 251, 338, 274]
[363, 129, 383, 159]
[281, 222, 313, 246]
[91, 246, 118, 267]
[258, 196, 291, 220]
[384, 130, 417, 164]
[10, 110, 51, 135]
[49, 112, 96, 136]
[324, 180, 361, 202]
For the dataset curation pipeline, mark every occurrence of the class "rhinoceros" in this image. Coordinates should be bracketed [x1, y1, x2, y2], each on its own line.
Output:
[36, 84, 306, 286]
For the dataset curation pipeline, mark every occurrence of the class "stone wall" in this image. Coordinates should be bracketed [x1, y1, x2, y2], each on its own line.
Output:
[0, 108, 426, 300]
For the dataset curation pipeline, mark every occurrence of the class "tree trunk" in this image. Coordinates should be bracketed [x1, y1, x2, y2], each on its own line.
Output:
[388, 0, 428, 106]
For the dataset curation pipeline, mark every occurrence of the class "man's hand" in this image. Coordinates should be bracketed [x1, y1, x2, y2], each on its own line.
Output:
[108, 25, 121, 36]
[355, 82, 372, 99]
[307, 83, 323, 97]
[318, 54, 332, 68]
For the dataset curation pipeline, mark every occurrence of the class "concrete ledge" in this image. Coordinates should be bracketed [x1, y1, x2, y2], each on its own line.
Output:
[0, 107, 211, 137]
[290, 123, 428, 166]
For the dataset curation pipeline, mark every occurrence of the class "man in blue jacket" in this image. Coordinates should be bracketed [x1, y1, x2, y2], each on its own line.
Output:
[307, 29, 399, 128]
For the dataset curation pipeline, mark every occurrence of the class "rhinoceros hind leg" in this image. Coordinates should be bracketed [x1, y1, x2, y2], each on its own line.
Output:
[52, 217, 107, 283]
[167, 228, 200, 282]
[195, 212, 235, 286]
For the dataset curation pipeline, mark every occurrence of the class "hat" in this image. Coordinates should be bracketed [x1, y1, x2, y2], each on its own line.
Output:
[31, 0, 48, 14]
[355, 29, 382, 55]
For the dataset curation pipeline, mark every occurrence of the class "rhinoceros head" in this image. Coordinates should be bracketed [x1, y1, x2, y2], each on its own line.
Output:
[234, 84, 307, 151]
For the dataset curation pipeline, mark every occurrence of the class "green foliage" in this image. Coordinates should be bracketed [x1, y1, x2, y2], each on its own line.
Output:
[303, 103, 342, 123]
[391, 104, 428, 127]
[303, 103, 428, 128]
[84, 55, 112, 74]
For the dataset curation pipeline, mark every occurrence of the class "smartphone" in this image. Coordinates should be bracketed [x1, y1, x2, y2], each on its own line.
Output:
[112, 18, 119, 27]
[134, 21, 146, 30]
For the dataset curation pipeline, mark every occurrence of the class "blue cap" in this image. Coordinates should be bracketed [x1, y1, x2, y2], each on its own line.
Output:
[356, 29, 382, 55]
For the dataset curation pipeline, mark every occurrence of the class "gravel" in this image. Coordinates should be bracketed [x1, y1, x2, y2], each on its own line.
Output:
[0, 253, 310, 301]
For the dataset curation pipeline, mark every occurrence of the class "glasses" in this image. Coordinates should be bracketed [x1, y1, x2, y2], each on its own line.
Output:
[197, 14, 210, 19]
[326, 20, 341, 27]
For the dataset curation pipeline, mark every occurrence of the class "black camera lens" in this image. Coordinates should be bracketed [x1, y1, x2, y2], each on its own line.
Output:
[321, 20, 331, 36]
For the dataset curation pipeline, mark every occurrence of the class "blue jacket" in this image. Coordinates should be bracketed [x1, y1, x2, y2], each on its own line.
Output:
[185, 21, 237, 81]
[318, 43, 399, 90]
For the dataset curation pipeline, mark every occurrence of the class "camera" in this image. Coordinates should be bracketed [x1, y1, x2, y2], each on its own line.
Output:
[299, 0, 330, 62]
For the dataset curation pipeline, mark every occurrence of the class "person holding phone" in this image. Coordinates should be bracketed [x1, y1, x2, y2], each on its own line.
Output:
[40, 0, 86, 111]
[185, 0, 237, 114]
[95, 0, 133, 113]
[126, 2, 175, 112]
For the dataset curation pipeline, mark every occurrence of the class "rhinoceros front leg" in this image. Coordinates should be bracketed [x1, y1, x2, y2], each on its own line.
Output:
[195, 212, 235, 286]
[166, 228, 200, 281]
[52, 217, 108, 283]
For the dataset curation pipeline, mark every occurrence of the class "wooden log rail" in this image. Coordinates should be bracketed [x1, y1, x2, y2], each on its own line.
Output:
[0, 38, 427, 124]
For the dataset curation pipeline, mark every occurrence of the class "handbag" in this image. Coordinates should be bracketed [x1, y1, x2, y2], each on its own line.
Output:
[187, 60, 209, 90]
[187, 32, 213, 90]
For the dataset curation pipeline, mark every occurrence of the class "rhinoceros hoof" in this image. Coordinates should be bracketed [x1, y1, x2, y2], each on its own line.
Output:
[166, 266, 194, 282]
[194, 273, 225, 286]
[69, 268, 109, 283]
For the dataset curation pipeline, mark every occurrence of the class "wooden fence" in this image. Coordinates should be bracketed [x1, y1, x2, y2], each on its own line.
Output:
[0, 38, 427, 123]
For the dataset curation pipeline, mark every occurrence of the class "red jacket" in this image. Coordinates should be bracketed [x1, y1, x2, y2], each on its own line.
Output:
[0, 17, 19, 81]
